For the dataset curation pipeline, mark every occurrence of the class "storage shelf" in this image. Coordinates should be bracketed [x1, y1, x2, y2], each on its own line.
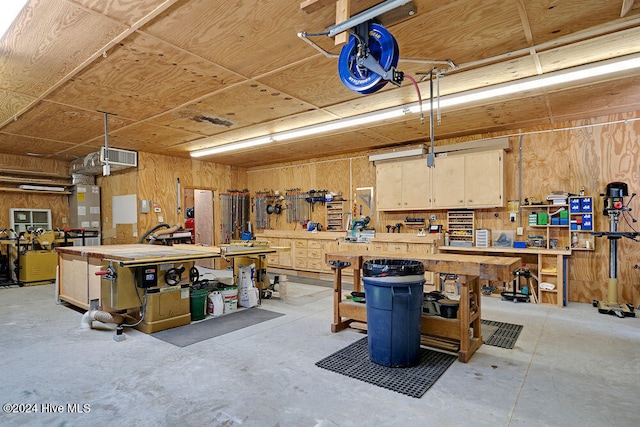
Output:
[0, 168, 72, 195]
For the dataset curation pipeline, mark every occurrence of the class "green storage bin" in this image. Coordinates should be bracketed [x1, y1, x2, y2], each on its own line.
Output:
[537, 212, 548, 225]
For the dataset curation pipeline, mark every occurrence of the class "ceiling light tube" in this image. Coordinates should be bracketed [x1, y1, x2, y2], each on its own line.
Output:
[410, 53, 640, 113]
[274, 108, 407, 141]
[190, 136, 273, 157]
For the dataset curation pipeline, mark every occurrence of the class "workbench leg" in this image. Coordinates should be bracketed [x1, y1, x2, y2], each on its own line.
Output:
[458, 275, 470, 362]
[331, 267, 343, 332]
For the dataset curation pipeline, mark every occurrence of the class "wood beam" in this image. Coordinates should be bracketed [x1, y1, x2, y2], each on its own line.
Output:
[300, 0, 335, 13]
[335, 0, 351, 45]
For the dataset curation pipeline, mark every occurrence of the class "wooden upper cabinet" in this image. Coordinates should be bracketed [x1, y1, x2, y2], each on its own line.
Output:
[402, 158, 431, 209]
[376, 158, 431, 211]
[432, 155, 465, 208]
[376, 161, 402, 210]
[432, 149, 504, 209]
[465, 150, 504, 207]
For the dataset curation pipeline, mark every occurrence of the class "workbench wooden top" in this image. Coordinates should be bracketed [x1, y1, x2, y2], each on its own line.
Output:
[55, 244, 212, 261]
[326, 251, 521, 282]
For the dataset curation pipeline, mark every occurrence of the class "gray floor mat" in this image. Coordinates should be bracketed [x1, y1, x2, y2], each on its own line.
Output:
[151, 307, 284, 347]
[481, 319, 523, 349]
[316, 337, 457, 398]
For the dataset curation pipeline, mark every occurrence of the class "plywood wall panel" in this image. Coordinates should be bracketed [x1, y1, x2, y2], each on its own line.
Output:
[245, 112, 640, 306]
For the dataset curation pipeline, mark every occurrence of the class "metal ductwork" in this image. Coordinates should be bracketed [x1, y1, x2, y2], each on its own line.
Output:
[69, 147, 138, 176]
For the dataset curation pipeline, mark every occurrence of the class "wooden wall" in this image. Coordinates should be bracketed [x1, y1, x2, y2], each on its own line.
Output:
[247, 111, 640, 306]
[0, 154, 70, 231]
[3, 111, 639, 307]
[98, 152, 246, 251]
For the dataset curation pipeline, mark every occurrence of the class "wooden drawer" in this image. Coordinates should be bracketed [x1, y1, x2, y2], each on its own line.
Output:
[369, 242, 387, 252]
[308, 240, 322, 249]
[386, 243, 408, 253]
[295, 257, 308, 269]
[308, 249, 322, 259]
[294, 239, 308, 248]
[308, 259, 324, 271]
[295, 248, 308, 258]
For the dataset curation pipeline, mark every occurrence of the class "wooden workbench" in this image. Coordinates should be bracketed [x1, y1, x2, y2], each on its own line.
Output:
[325, 252, 521, 363]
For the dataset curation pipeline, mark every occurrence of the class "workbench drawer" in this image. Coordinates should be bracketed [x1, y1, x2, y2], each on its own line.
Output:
[308, 240, 322, 249]
[295, 248, 308, 258]
[369, 243, 387, 252]
[295, 257, 308, 269]
[308, 249, 322, 259]
[308, 259, 324, 271]
[294, 239, 308, 248]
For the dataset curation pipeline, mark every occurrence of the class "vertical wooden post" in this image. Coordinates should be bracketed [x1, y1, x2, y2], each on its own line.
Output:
[335, 0, 351, 45]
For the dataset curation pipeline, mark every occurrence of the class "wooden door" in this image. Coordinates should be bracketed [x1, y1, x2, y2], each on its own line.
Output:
[402, 158, 431, 209]
[432, 155, 465, 208]
[194, 189, 214, 269]
[465, 150, 504, 207]
[376, 162, 403, 210]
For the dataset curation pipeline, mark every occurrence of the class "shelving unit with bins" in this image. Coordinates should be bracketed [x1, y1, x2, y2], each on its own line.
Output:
[447, 210, 474, 246]
[325, 201, 345, 231]
[521, 204, 570, 250]
[568, 196, 595, 250]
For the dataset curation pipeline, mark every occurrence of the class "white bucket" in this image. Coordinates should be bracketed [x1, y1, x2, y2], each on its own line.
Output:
[220, 286, 238, 301]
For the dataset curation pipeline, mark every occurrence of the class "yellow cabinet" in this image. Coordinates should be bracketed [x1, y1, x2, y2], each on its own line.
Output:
[376, 158, 431, 211]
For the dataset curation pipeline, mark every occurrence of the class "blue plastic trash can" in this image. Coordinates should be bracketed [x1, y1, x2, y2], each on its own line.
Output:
[362, 259, 425, 367]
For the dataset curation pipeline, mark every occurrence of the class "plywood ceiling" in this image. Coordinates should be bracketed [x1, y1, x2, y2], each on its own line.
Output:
[1, 0, 640, 168]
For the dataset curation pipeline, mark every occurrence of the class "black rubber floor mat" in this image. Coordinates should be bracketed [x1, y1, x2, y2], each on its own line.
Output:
[481, 319, 523, 349]
[315, 337, 456, 398]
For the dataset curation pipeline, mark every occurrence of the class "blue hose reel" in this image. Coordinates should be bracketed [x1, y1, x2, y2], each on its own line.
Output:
[337, 23, 403, 94]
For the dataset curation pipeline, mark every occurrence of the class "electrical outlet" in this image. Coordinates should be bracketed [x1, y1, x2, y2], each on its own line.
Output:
[62, 217, 67, 224]
[429, 214, 436, 221]
[158, 216, 164, 223]
[516, 227, 523, 236]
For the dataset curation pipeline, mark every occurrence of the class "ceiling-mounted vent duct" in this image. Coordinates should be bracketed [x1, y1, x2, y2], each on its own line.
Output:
[69, 147, 137, 176]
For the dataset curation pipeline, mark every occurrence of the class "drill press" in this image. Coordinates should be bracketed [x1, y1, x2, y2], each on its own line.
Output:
[592, 182, 638, 317]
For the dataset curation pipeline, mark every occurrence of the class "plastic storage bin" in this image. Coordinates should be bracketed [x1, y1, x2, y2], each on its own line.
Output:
[362, 259, 425, 367]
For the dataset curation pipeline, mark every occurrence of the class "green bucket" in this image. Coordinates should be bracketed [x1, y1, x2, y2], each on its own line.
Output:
[190, 288, 208, 321]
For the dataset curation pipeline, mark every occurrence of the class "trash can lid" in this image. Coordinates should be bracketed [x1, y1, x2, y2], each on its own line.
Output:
[363, 259, 424, 277]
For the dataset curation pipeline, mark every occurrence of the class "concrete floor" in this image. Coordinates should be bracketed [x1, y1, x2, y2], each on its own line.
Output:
[0, 278, 639, 427]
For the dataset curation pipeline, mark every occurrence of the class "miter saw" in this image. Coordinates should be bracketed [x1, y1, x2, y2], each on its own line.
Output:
[345, 216, 374, 243]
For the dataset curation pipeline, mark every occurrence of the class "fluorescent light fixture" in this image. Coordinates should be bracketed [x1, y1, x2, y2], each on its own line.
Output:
[190, 136, 273, 157]
[274, 109, 407, 141]
[0, 0, 29, 39]
[410, 53, 640, 113]
[190, 53, 640, 158]
[368, 147, 426, 162]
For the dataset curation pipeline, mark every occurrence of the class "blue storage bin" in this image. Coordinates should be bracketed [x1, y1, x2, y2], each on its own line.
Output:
[551, 218, 560, 225]
[582, 214, 593, 230]
[581, 197, 592, 212]
[560, 218, 569, 225]
[570, 199, 581, 213]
